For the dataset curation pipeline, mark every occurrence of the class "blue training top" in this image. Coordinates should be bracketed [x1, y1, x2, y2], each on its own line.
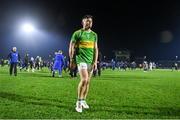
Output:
[53, 54, 64, 70]
[9, 52, 19, 63]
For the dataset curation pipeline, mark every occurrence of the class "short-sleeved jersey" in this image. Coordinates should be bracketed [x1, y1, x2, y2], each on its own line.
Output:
[71, 29, 97, 64]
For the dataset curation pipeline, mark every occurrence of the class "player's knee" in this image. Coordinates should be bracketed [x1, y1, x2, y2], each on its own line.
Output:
[86, 80, 90, 85]
[81, 79, 88, 86]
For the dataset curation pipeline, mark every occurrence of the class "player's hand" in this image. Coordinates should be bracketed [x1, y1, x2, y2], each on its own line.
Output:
[93, 62, 97, 70]
[69, 61, 73, 69]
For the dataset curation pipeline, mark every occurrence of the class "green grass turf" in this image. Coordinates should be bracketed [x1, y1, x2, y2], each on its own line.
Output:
[0, 66, 180, 119]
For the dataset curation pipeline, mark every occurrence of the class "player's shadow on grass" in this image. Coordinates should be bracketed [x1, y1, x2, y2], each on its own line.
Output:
[0, 92, 74, 111]
[92, 104, 180, 117]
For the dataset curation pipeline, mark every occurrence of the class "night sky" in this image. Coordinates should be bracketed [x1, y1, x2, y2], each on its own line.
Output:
[0, 0, 180, 60]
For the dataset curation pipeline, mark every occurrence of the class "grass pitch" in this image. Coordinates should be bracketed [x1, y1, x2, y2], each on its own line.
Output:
[0, 66, 180, 119]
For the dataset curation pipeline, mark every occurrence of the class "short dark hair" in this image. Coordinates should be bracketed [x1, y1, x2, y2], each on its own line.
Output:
[82, 15, 93, 20]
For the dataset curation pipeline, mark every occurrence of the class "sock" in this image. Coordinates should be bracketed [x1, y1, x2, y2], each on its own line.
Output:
[78, 99, 83, 101]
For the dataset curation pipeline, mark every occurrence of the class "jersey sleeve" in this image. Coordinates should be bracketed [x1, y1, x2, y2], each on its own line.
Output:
[71, 31, 79, 43]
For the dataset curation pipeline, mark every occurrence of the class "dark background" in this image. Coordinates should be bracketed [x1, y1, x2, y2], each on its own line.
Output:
[0, 0, 180, 60]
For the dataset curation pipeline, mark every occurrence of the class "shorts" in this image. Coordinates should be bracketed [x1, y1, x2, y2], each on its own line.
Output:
[77, 62, 93, 73]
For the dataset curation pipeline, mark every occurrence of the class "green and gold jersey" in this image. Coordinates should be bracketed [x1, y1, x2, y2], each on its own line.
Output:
[71, 29, 98, 64]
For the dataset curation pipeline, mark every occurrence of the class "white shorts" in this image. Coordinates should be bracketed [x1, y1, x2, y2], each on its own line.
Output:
[78, 62, 93, 73]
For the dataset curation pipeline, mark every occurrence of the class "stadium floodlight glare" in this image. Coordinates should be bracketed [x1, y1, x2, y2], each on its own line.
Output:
[21, 23, 34, 33]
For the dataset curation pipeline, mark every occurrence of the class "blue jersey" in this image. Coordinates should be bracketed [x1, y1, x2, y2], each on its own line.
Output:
[8, 52, 20, 63]
[53, 54, 64, 70]
[55, 54, 64, 62]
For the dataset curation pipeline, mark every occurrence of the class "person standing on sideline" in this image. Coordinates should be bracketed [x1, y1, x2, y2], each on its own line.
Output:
[20, 53, 29, 71]
[29, 57, 35, 72]
[7, 47, 20, 76]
